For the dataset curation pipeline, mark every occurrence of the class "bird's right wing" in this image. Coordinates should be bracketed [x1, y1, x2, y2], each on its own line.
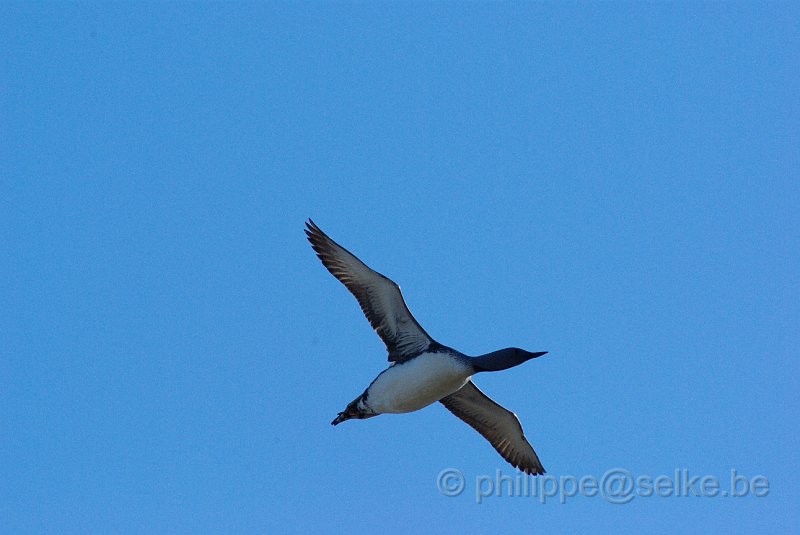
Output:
[305, 219, 434, 362]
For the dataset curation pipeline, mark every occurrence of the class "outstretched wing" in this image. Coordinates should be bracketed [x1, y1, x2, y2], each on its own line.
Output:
[305, 219, 434, 362]
[440, 381, 545, 475]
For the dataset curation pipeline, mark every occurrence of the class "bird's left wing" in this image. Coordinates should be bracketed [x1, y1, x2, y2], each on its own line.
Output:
[440, 380, 545, 475]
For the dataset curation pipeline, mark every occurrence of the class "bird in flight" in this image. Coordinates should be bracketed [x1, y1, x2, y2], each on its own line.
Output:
[305, 219, 549, 475]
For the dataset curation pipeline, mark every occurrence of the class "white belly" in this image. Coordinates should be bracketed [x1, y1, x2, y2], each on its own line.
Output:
[365, 352, 473, 414]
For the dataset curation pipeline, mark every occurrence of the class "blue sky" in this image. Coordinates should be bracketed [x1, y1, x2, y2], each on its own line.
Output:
[2, 2, 798, 533]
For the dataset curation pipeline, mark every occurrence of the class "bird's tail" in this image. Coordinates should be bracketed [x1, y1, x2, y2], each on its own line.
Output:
[331, 393, 375, 425]
[331, 411, 352, 425]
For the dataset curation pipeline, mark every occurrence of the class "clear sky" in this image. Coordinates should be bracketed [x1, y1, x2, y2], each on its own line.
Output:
[2, 2, 798, 533]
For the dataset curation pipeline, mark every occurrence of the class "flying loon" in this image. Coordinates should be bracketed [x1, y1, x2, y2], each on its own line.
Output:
[305, 219, 549, 475]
